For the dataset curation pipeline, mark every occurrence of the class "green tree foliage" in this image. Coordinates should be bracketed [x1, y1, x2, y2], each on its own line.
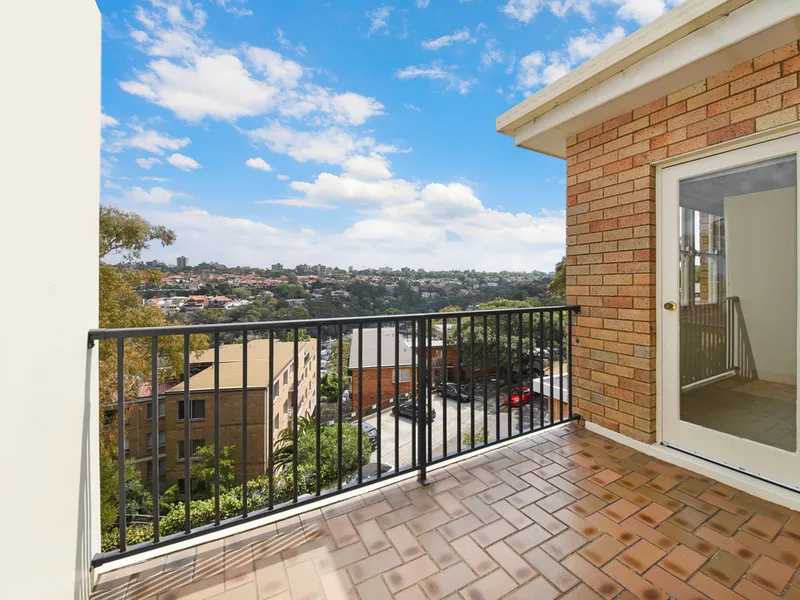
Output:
[190, 445, 237, 497]
[548, 256, 566, 300]
[462, 427, 491, 448]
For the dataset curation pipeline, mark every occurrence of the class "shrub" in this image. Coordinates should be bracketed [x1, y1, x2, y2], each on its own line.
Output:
[462, 427, 491, 448]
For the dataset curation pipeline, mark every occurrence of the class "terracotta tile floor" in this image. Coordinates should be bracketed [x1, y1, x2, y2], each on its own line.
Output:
[91, 423, 800, 600]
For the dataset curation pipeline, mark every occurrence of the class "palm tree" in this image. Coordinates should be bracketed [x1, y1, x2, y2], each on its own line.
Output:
[272, 415, 317, 470]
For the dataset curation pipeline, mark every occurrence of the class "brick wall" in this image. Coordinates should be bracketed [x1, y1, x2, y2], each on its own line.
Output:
[351, 366, 413, 414]
[565, 41, 800, 443]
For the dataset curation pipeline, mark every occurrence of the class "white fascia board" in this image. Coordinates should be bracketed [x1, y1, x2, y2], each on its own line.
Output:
[509, 0, 800, 159]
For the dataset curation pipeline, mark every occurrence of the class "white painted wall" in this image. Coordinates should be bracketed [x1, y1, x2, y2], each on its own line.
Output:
[0, 2, 100, 598]
[725, 188, 797, 385]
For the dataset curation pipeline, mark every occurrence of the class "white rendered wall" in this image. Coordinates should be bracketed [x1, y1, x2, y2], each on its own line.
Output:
[725, 188, 798, 385]
[0, 2, 100, 598]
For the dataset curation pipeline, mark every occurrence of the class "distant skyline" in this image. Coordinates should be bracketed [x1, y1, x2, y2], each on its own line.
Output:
[99, 0, 684, 271]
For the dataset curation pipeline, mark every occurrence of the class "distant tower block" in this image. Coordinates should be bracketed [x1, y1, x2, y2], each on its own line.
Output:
[177, 255, 189, 268]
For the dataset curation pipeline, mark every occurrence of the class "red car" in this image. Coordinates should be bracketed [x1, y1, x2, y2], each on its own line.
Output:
[505, 386, 532, 407]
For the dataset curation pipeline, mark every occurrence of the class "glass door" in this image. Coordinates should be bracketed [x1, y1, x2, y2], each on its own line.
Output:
[661, 135, 800, 489]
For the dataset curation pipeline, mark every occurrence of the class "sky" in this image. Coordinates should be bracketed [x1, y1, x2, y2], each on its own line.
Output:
[99, 0, 684, 271]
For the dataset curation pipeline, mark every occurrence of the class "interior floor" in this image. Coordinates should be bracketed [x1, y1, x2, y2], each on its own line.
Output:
[681, 375, 797, 452]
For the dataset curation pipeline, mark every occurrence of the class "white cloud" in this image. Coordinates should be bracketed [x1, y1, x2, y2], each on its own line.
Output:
[101, 113, 119, 128]
[247, 123, 402, 165]
[342, 154, 393, 180]
[277, 174, 290, 181]
[404, 102, 421, 112]
[503, 0, 683, 25]
[123, 186, 178, 205]
[255, 198, 336, 210]
[104, 180, 123, 190]
[245, 47, 304, 88]
[416, 0, 431, 7]
[548, 0, 596, 19]
[137, 157, 163, 170]
[141, 176, 170, 182]
[421, 28, 475, 51]
[502, 0, 545, 24]
[515, 27, 626, 93]
[396, 61, 476, 95]
[276, 29, 307, 56]
[214, 0, 253, 17]
[367, 6, 393, 36]
[122, 127, 191, 155]
[480, 39, 504, 69]
[245, 157, 273, 172]
[167, 153, 201, 171]
[291, 172, 418, 207]
[567, 26, 626, 61]
[613, 0, 685, 25]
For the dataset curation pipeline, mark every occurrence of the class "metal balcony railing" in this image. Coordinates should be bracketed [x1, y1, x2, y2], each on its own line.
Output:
[88, 305, 580, 565]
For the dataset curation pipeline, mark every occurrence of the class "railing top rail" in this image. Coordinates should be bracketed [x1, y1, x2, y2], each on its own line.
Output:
[87, 305, 581, 342]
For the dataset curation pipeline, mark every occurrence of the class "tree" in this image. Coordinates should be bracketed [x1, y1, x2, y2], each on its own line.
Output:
[98, 206, 208, 531]
[190, 445, 236, 497]
[548, 256, 566, 300]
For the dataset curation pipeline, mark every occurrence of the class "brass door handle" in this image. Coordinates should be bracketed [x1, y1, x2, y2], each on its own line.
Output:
[663, 301, 678, 311]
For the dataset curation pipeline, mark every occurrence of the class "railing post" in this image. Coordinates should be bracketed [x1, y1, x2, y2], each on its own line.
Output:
[417, 316, 428, 485]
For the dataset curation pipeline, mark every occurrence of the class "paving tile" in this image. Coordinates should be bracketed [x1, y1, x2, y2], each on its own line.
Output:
[458, 567, 518, 600]
[633, 502, 674, 527]
[434, 491, 469, 519]
[471, 518, 516, 548]
[570, 494, 609, 517]
[419, 562, 477, 600]
[383, 555, 439, 594]
[506, 486, 545, 509]
[461, 495, 500, 525]
[690, 572, 749, 600]
[644, 565, 709, 600]
[521, 502, 569, 535]
[504, 575, 561, 600]
[537, 490, 577, 513]
[694, 526, 754, 561]
[286, 560, 324, 600]
[355, 575, 392, 600]
[647, 475, 680, 494]
[439, 513, 484, 542]
[659, 544, 708, 580]
[669, 507, 711, 532]
[523, 547, 579, 592]
[327, 515, 359, 548]
[478, 483, 516, 504]
[734, 577, 783, 600]
[540, 529, 589, 561]
[506, 523, 553, 554]
[208, 581, 257, 599]
[419, 530, 460, 569]
[385, 524, 425, 561]
[579, 534, 626, 567]
[602, 560, 668, 600]
[621, 517, 679, 552]
[589, 469, 622, 486]
[451, 534, 498, 577]
[743, 515, 783, 543]
[601, 499, 641, 523]
[355, 519, 390, 554]
[734, 531, 798, 567]
[314, 542, 368, 576]
[606, 483, 652, 507]
[394, 585, 427, 600]
[587, 513, 639, 546]
[347, 548, 402, 584]
[618, 540, 666, 574]
[408, 508, 452, 536]
[700, 550, 750, 587]
[562, 553, 623, 600]
[486, 540, 537, 584]
[707, 511, 748, 537]
[744, 555, 795, 595]
[554, 508, 602, 540]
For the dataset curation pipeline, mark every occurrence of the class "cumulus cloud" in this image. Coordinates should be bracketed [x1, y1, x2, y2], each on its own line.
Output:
[167, 153, 201, 171]
[502, 0, 684, 25]
[101, 113, 119, 128]
[123, 186, 179, 205]
[214, 0, 253, 17]
[255, 198, 336, 210]
[366, 6, 393, 36]
[245, 157, 273, 172]
[480, 39, 505, 69]
[137, 157, 163, 170]
[421, 28, 475, 51]
[396, 61, 476, 95]
[342, 154, 393, 180]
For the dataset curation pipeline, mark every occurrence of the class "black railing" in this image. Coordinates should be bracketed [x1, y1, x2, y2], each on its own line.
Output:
[88, 305, 580, 565]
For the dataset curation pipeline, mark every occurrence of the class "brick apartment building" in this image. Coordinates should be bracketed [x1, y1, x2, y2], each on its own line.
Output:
[120, 338, 317, 488]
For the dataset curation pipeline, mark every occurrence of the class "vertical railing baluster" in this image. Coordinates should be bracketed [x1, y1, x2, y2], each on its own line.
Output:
[456, 317, 462, 454]
[539, 314, 545, 429]
[316, 329, 321, 496]
[357, 325, 363, 484]
[151, 336, 160, 542]
[183, 334, 190, 533]
[506, 314, 512, 440]
[214, 333, 220, 526]
[117, 338, 126, 552]
[242, 329, 248, 517]
[442, 317, 448, 458]
[427, 318, 433, 462]
[518, 312, 523, 435]
[397, 320, 402, 471]
[410, 320, 415, 469]
[268, 329, 274, 510]
[292, 328, 299, 501]
[549, 311, 554, 426]
[470, 316, 476, 449]
[559, 311, 564, 423]
[528, 312, 534, 432]
[337, 325, 343, 490]
[376, 321, 382, 479]
[495, 314, 501, 441]
[417, 317, 427, 484]
[482, 315, 488, 447]
[568, 309, 574, 419]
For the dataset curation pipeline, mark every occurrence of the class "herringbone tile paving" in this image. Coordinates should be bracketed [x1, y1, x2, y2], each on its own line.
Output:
[92, 423, 800, 600]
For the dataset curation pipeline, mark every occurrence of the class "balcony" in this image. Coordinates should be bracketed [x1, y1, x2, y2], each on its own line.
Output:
[91, 420, 800, 600]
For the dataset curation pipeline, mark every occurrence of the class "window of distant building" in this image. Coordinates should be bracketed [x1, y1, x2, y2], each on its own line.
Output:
[272, 381, 279, 397]
[146, 400, 166, 419]
[177, 399, 205, 420]
[283, 370, 288, 385]
[177, 439, 205, 460]
[392, 369, 410, 383]
[146, 431, 166, 448]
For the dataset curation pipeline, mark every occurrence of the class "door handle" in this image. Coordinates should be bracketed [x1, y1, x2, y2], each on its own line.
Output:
[663, 301, 678, 311]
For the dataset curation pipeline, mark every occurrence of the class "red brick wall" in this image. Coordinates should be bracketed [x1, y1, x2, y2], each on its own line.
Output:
[565, 41, 800, 443]
[351, 366, 413, 414]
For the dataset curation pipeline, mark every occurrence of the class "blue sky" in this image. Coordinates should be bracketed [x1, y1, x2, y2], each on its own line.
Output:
[99, 0, 682, 271]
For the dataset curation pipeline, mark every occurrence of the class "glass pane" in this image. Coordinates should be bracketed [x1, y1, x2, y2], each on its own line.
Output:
[678, 154, 797, 452]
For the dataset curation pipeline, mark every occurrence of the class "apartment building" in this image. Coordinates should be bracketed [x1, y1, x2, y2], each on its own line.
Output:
[123, 338, 317, 488]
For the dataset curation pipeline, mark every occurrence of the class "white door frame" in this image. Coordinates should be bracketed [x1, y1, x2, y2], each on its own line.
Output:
[656, 132, 800, 490]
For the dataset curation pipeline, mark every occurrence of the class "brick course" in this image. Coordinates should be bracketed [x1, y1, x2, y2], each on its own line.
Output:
[565, 41, 800, 443]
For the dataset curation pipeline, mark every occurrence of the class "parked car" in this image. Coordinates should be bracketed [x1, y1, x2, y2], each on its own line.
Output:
[346, 462, 394, 484]
[505, 386, 532, 407]
[436, 382, 472, 403]
[361, 422, 378, 450]
[393, 399, 436, 421]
